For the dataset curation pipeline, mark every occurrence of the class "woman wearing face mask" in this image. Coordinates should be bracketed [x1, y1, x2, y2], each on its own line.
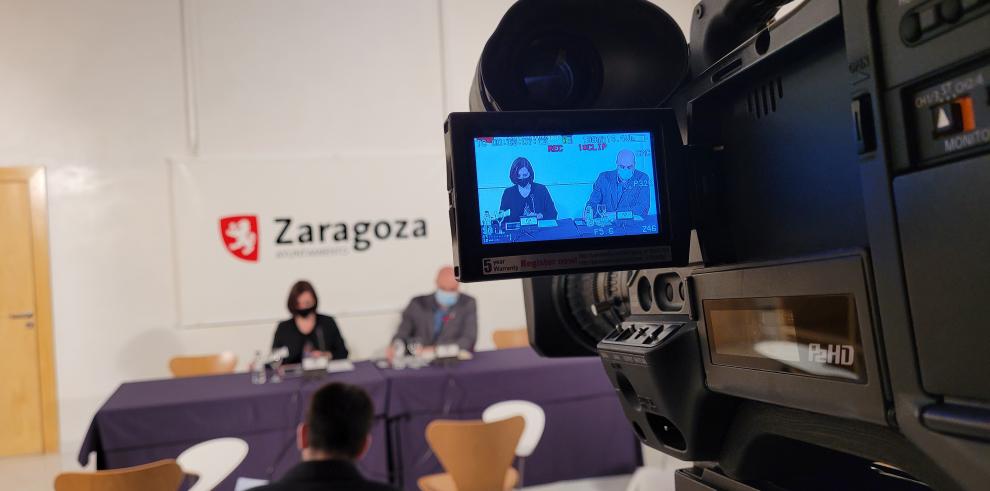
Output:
[272, 280, 349, 364]
[499, 157, 558, 222]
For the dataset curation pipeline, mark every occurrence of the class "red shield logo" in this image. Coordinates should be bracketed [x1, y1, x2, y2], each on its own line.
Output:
[219, 215, 259, 262]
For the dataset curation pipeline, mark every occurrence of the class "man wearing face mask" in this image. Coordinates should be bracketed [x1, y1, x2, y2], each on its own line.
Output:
[389, 266, 477, 358]
[499, 157, 557, 222]
[585, 148, 652, 218]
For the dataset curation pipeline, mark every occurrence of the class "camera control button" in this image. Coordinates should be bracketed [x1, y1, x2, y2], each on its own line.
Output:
[933, 103, 962, 135]
[900, 14, 922, 43]
[932, 97, 975, 137]
[852, 94, 877, 154]
[652, 323, 682, 344]
[919, 6, 940, 31]
[940, 0, 963, 22]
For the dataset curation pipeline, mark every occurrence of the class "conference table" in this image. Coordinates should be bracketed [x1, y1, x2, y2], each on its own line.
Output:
[79, 348, 641, 491]
[483, 215, 659, 244]
[78, 363, 390, 489]
[386, 348, 642, 489]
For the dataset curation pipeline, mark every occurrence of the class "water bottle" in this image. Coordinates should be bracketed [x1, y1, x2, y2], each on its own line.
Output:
[251, 350, 266, 384]
[391, 339, 407, 370]
[482, 212, 493, 235]
[584, 205, 594, 225]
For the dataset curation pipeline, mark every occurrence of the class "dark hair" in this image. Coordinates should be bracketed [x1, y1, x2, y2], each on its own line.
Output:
[306, 382, 374, 458]
[287, 280, 318, 315]
[508, 157, 534, 182]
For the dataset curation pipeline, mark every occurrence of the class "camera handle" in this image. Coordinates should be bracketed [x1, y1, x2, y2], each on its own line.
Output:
[689, 0, 792, 76]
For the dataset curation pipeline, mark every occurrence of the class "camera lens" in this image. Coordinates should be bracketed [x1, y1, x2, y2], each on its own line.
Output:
[470, 0, 687, 112]
[518, 34, 601, 109]
[546, 272, 631, 353]
[521, 49, 576, 106]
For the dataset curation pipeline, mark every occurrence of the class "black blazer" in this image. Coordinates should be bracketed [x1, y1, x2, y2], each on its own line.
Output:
[252, 460, 398, 491]
[499, 183, 558, 222]
[272, 314, 348, 364]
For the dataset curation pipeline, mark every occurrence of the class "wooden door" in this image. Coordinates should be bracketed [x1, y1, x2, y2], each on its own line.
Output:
[0, 167, 57, 455]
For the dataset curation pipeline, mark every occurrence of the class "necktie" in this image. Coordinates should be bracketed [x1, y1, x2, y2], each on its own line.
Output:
[433, 308, 447, 340]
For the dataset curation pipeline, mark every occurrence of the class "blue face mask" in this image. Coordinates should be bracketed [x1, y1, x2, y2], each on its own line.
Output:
[618, 168, 634, 181]
[435, 289, 459, 308]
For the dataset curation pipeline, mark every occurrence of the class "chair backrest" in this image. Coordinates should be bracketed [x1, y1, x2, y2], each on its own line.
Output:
[482, 400, 546, 458]
[492, 328, 529, 350]
[425, 416, 524, 491]
[169, 352, 238, 378]
[54, 459, 184, 491]
[176, 437, 249, 491]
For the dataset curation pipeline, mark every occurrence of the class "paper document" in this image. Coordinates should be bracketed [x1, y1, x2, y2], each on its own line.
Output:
[234, 477, 268, 491]
[327, 360, 356, 373]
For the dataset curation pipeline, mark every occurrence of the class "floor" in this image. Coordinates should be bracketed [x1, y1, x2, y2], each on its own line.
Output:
[0, 451, 93, 491]
[523, 474, 632, 490]
[522, 467, 676, 491]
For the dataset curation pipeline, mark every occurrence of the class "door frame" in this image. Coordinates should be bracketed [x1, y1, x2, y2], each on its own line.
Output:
[0, 166, 58, 452]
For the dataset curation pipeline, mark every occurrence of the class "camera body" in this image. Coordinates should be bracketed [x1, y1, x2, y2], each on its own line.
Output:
[445, 0, 990, 489]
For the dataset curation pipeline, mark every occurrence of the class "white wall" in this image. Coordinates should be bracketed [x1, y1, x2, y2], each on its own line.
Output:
[0, 0, 698, 458]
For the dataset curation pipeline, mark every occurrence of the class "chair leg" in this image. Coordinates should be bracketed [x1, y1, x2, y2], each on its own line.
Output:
[517, 457, 526, 489]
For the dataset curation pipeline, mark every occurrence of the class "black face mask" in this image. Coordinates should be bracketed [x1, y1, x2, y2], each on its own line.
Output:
[512, 175, 533, 186]
[296, 306, 316, 318]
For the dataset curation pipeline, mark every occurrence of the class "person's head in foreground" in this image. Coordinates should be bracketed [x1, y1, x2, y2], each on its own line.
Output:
[434, 265, 460, 309]
[299, 382, 372, 461]
[257, 382, 397, 491]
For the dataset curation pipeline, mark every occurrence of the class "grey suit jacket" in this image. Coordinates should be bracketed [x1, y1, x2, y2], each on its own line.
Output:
[393, 293, 477, 351]
[585, 169, 652, 217]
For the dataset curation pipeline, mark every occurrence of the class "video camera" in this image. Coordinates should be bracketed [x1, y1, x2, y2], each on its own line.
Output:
[444, 0, 990, 489]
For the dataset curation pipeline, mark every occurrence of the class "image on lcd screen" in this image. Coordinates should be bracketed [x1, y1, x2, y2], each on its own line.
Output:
[475, 132, 660, 245]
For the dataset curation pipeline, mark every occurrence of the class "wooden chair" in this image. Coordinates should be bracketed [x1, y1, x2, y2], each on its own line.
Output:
[168, 352, 238, 378]
[492, 328, 529, 350]
[418, 416, 525, 491]
[482, 400, 546, 487]
[54, 459, 184, 491]
[176, 437, 249, 491]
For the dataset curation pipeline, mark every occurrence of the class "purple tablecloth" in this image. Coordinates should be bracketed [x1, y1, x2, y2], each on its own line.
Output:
[78, 362, 389, 490]
[79, 349, 640, 491]
[383, 348, 641, 490]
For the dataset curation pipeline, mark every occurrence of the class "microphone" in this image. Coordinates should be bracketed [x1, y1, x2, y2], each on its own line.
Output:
[316, 327, 327, 353]
[267, 381, 305, 480]
[271, 346, 289, 362]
